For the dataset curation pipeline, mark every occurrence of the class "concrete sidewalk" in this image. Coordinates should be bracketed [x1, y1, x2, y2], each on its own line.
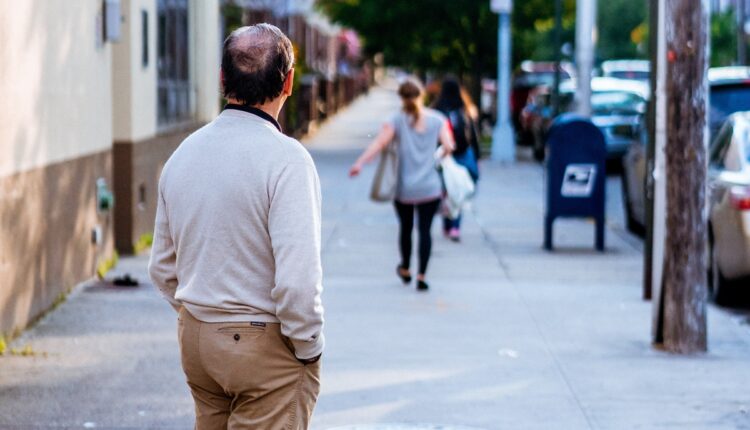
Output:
[1, 86, 749, 430]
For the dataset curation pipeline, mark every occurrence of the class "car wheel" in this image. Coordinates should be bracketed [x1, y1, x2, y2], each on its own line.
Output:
[620, 172, 644, 236]
[707, 230, 728, 305]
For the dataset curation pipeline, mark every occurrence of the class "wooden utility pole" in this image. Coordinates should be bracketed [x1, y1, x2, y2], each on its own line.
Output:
[655, 0, 709, 353]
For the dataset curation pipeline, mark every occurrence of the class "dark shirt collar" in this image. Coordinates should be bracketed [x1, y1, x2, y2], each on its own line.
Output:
[223, 104, 282, 132]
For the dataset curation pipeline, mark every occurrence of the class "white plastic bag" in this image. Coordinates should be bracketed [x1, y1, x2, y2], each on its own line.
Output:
[436, 150, 475, 220]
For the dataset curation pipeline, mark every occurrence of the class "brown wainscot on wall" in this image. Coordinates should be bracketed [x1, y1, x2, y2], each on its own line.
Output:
[113, 124, 202, 255]
[0, 150, 114, 335]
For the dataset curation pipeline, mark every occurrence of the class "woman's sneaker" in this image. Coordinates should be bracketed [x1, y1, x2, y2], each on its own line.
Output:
[448, 227, 460, 242]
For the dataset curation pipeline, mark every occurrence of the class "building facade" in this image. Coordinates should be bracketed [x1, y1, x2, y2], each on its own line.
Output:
[0, 0, 220, 336]
[112, 0, 220, 255]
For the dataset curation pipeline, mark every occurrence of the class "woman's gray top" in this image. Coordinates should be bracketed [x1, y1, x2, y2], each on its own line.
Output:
[390, 108, 447, 203]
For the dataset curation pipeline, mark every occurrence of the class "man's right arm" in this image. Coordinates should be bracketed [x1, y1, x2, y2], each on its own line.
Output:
[148, 184, 180, 311]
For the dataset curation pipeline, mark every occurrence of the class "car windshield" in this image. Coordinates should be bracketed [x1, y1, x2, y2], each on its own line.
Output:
[591, 91, 645, 115]
[514, 71, 570, 87]
[710, 84, 750, 132]
[608, 71, 649, 81]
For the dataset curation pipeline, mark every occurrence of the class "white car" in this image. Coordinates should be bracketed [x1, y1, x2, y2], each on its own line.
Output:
[622, 66, 750, 235]
[601, 59, 650, 82]
[707, 112, 750, 302]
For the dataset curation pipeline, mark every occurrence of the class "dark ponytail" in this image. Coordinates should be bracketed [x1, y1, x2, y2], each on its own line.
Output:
[398, 79, 423, 125]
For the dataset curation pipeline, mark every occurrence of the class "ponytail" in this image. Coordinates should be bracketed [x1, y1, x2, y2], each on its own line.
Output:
[402, 97, 420, 124]
[398, 78, 423, 125]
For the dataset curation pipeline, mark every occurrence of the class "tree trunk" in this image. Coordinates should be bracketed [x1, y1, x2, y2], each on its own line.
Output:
[658, 0, 708, 353]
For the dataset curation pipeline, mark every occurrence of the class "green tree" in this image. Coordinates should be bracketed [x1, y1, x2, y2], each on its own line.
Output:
[711, 8, 738, 67]
[318, 0, 499, 94]
[512, 0, 576, 65]
[597, 0, 648, 60]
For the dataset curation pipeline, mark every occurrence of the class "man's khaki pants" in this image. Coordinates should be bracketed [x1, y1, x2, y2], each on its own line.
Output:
[177, 307, 321, 429]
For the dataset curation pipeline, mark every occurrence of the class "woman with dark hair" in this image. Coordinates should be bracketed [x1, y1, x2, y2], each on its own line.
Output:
[432, 78, 481, 242]
[349, 78, 455, 291]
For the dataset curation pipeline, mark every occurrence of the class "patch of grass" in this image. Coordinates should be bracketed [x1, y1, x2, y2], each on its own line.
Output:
[51, 291, 68, 311]
[96, 251, 119, 279]
[10, 344, 36, 356]
[1, 336, 45, 358]
[133, 233, 154, 255]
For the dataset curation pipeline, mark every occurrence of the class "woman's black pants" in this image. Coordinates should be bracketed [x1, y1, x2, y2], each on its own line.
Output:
[394, 198, 441, 276]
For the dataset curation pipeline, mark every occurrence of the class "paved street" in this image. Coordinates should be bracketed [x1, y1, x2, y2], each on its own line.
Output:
[2, 86, 750, 429]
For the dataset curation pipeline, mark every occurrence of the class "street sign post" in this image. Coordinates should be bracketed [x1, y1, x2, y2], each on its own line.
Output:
[490, 0, 515, 162]
[490, 0, 512, 13]
[575, 0, 596, 116]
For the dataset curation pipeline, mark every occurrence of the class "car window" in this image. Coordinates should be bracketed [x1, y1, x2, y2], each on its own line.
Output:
[608, 71, 649, 81]
[743, 127, 750, 165]
[709, 84, 750, 134]
[514, 71, 571, 88]
[590, 91, 646, 115]
[709, 123, 733, 169]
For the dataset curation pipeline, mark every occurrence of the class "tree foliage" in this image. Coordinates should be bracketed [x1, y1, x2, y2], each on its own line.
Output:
[711, 8, 739, 67]
[317, 0, 743, 76]
[597, 0, 648, 60]
[512, 0, 576, 65]
[317, 0, 499, 78]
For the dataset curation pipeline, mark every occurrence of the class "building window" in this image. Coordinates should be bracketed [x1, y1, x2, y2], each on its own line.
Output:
[157, 0, 190, 126]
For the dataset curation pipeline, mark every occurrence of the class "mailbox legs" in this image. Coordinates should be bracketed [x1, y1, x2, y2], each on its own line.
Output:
[544, 215, 554, 250]
[595, 215, 605, 252]
[543, 215, 606, 252]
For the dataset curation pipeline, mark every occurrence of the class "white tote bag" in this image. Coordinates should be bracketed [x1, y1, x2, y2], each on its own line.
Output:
[439, 153, 475, 219]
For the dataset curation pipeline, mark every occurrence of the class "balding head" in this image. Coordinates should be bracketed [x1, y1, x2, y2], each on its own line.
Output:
[221, 23, 294, 106]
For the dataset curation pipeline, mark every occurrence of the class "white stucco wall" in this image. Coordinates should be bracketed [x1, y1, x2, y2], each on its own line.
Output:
[112, 0, 219, 141]
[0, 0, 113, 178]
[112, 0, 158, 142]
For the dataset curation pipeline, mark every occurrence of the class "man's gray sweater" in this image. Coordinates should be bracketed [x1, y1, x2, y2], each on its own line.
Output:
[148, 108, 324, 360]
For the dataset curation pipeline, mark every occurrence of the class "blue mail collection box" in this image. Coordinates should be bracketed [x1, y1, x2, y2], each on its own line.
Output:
[544, 113, 607, 251]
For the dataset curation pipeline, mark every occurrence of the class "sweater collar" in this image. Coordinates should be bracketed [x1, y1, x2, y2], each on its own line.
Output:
[223, 104, 282, 133]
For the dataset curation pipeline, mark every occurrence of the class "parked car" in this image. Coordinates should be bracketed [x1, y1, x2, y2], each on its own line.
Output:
[707, 112, 750, 301]
[707, 66, 750, 137]
[601, 59, 650, 82]
[622, 66, 750, 235]
[528, 77, 648, 162]
[512, 60, 574, 145]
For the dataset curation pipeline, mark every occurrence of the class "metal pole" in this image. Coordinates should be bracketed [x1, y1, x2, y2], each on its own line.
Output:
[491, 3, 516, 162]
[651, 0, 668, 342]
[644, 0, 659, 301]
[552, 0, 563, 117]
[575, 0, 596, 116]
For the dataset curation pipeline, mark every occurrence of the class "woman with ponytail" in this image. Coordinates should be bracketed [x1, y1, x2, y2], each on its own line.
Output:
[349, 78, 455, 291]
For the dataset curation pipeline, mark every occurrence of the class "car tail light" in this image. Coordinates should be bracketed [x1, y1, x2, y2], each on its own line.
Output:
[729, 186, 750, 210]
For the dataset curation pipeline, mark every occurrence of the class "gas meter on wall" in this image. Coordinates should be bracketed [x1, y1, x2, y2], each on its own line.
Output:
[96, 178, 114, 213]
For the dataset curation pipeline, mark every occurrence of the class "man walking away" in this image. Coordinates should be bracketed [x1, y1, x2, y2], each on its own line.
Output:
[149, 23, 324, 429]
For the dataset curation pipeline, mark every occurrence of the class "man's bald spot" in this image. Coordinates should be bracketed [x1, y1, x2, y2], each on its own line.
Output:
[226, 24, 294, 75]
